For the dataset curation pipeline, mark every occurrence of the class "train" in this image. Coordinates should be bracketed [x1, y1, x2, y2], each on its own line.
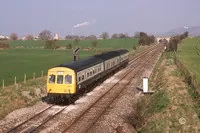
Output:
[46, 49, 129, 100]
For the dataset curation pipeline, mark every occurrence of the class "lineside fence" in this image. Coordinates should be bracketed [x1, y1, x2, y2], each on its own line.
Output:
[173, 52, 200, 93]
[1, 70, 46, 89]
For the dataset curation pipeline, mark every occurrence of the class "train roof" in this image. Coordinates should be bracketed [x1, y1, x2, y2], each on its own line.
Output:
[94, 49, 129, 59]
[54, 49, 129, 72]
[55, 56, 103, 72]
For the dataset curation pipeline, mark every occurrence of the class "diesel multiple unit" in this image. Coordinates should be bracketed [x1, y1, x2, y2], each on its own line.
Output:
[46, 49, 129, 99]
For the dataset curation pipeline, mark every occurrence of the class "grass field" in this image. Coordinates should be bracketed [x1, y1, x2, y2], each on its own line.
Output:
[0, 49, 95, 87]
[1, 38, 138, 50]
[0, 38, 138, 87]
[177, 37, 200, 85]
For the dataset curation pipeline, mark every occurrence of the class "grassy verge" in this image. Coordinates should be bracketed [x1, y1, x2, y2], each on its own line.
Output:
[177, 37, 200, 85]
[0, 77, 46, 120]
[130, 52, 200, 132]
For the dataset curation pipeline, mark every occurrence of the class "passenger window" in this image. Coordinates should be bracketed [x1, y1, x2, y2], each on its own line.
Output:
[90, 71, 92, 76]
[82, 75, 84, 80]
[57, 75, 63, 84]
[87, 72, 89, 77]
[93, 70, 95, 74]
[49, 74, 55, 83]
[78, 77, 81, 82]
[65, 75, 72, 84]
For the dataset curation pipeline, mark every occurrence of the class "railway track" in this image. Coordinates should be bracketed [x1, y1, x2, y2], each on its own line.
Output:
[61, 45, 164, 133]
[34, 44, 164, 133]
[5, 105, 68, 133]
[4, 44, 164, 133]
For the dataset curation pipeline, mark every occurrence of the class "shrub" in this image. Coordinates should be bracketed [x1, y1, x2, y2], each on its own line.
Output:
[0, 42, 9, 49]
[66, 43, 72, 49]
[133, 45, 137, 50]
[44, 40, 59, 49]
[91, 40, 98, 48]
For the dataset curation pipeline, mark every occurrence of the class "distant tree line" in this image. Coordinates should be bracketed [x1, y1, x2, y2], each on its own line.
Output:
[138, 32, 155, 45]
[167, 31, 189, 52]
[5, 30, 140, 41]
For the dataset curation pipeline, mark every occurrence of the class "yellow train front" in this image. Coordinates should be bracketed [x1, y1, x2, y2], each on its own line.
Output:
[46, 49, 129, 102]
[47, 67, 76, 96]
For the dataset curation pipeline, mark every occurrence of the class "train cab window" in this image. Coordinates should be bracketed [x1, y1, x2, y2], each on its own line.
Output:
[49, 74, 55, 83]
[65, 75, 72, 84]
[57, 75, 63, 84]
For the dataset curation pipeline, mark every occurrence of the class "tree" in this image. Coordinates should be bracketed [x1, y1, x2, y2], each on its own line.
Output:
[138, 32, 155, 45]
[100, 32, 109, 39]
[39, 30, 52, 40]
[111, 34, 118, 39]
[118, 33, 129, 38]
[26, 34, 34, 40]
[10, 33, 18, 40]
[140, 32, 148, 37]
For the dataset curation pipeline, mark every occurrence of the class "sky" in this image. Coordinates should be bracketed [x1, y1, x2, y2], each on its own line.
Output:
[0, 0, 200, 37]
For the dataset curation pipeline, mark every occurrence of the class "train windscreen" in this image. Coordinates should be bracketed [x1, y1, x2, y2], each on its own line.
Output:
[65, 75, 72, 84]
[57, 75, 63, 84]
[49, 74, 55, 83]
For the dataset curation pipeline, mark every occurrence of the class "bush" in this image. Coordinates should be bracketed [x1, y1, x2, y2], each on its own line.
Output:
[91, 40, 98, 48]
[44, 40, 59, 49]
[133, 45, 137, 50]
[66, 43, 72, 49]
[0, 42, 9, 49]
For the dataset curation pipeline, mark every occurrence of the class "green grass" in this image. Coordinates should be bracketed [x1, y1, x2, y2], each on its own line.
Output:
[0, 39, 138, 87]
[177, 37, 200, 85]
[1, 38, 138, 50]
[0, 49, 94, 86]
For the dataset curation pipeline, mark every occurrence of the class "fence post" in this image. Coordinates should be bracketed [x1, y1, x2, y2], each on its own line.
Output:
[2, 79, 4, 88]
[14, 76, 16, 85]
[33, 72, 35, 80]
[41, 70, 43, 77]
[24, 73, 26, 83]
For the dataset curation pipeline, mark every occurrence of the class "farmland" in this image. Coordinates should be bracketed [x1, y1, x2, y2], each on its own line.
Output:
[0, 38, 138, 87]
[1, 38, 138, 50]
[177, 37, 200, 85]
